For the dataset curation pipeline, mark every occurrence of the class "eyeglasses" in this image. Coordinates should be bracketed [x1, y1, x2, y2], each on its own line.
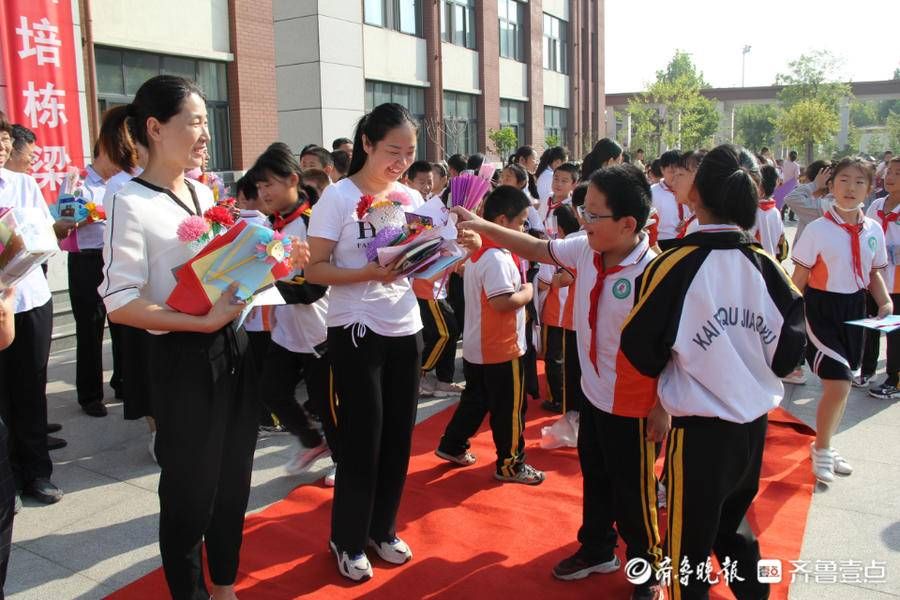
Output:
[577, 205, 615, 224]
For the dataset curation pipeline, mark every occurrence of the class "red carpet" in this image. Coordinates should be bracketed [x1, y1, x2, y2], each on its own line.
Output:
[108, 396, 814, 600]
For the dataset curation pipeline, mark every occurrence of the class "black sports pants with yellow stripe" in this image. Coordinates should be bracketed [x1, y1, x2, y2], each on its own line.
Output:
[418, 298, 459, 383]
[665, 414, 769, 600]
[438, 358, 527, 476]
[578, 403, 663, 583]
[542, 325, 565, 404]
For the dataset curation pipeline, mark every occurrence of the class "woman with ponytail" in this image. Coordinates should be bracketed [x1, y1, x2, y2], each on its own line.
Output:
[578, 138, 623, 183]
[305, 103, 424, 582]
[618, 144, 806, 600]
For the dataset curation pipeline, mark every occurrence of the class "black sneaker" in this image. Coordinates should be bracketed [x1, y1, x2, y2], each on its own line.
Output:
[541, 400, 563, 414]
[552, 551, 620, 580]
[869, 381, 900, 400]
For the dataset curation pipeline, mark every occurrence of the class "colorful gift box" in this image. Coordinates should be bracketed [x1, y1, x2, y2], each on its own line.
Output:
[166, 221, 295, 316]
[0, 208, 59, 291]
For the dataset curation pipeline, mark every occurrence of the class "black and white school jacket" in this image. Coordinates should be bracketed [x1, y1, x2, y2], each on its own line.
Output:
[619, 225, 806, 424]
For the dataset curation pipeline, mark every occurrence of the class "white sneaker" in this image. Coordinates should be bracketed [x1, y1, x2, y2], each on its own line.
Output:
[323, 464, 336, 487]
[832, 448, 853, 475]
[810, 444, 835, 483]
[284, 441, 331, 475]
[329, 541, 373, 582]
[419, 374, 435, 398]
[434, 380, 465, 395]
[368, 536, 413, 564]
[148, 431, 157, 464]
[782, 368, 807, 385]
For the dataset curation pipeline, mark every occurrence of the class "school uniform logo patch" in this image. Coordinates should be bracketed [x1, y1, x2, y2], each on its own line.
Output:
[869, 237, 877, 251]
[612, 278, 631, 299]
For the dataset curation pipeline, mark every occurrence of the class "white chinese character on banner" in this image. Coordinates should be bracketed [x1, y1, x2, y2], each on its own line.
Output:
[31, 145, 72, 191]
[22, 82, 68, 128]
[718, 556, 745, 585]
[16, 16, 62, 67]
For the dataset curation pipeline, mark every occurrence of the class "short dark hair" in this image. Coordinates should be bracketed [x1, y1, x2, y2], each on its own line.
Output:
[300, 145, 334, 168]
[554, 161, 580, 182]
[554, 204, 580, 236]
[694, 144, 759, 230]
[589, 164, 652, 231]
[466, 153, 485, 172]
[831, 157, 874, 188]
[348, 103, 418, 177]
[806, 160, 829, 182]
[330, 149, 350, 177]
[788, 150, 798, 161]
[406, 160, 433, 180]
[482, 185, 532, 223]
[332, 137, 352, 150]
[760, 164, 779, 197]
[502, 164, 528, 186]
[431, 161, 448, 179]
[649, 159, 663, 178]
[126, 75, 205, 148]
[659, 149, 682, 169]
[571, 182, 589, 208]
[11, 124, 35, 152]
[447, 153, 468, 175]
[636, 148, 645, 155]
[677, 149, 706, 172]
[253, 142, 301, 180]
[235, 170, 258, 201]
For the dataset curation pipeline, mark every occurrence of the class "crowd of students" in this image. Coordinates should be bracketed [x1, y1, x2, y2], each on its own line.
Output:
[1, 72, 898, 599]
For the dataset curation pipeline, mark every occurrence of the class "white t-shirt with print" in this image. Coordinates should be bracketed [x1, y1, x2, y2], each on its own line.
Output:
[307, 177, 424, 337]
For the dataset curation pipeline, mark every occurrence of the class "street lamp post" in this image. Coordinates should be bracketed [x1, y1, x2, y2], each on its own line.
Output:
[741, 45, 752, 87]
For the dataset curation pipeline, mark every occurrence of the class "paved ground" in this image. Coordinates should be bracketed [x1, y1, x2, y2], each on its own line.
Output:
[6, 222, 900, 599]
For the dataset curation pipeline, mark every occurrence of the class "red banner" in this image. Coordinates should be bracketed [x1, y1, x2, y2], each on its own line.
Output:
[1, 0, 86, 204]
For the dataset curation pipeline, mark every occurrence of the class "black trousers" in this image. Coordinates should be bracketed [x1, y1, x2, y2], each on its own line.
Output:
[563, 329, 585, 413]
[861, 292, 900, 383]
[259, 341, 337, 453]
[245, 331, 275, 426]
[328, 326, 422, 554]
[148, 327, 259, 600]
[578, 403, 663, 584]
[523, 313, 540, 399]
[68, 251, 111, 405]
[542, 325, 565, 404]
[419, 298, 459, 383]
[0, 300, 52, 487]
[448, 272, 465, 335]
[439, 358, 527, 476]
[0, 418, 15, 598]
[665, 414, 769, 600]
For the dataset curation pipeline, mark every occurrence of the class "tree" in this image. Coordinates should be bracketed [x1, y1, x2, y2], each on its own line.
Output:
[888, 111, 900, 150]
[423, 117, 468, 159]
[734, 104, 778, 151]
[626, 51, 719, 154]
[544, 133, 560, 148]
[776, 99, 840, 163]
[488, 127, 518, 160]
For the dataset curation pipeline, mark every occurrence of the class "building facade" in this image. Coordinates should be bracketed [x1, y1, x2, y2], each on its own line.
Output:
[276, 0, 606, 160]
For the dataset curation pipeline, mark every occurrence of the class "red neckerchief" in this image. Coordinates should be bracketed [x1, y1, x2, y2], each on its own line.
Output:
[271, 200, 310, 232]
[588, 253, 624, 373]
[547, 195, 565, 212]
[471, 235, 525, 281]
[676, 214, 697, 239]
[825, 210, 865, 286]
[759, 198, 777, 211]
[876, 203, 900, 233]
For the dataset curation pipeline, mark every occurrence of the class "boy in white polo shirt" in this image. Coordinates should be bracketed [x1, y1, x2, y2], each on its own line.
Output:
[651, 149, 687, 251]
[451, 164, 665, 599]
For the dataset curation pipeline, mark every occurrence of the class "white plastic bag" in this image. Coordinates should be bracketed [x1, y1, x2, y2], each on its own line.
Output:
[540, 411, 580, 449]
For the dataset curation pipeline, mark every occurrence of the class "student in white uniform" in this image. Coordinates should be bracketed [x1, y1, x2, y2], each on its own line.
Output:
[578, 137, 623, 183]
[668, 150, 705, 240]
[535, 146, 569, 210]
[306, 103, 424, 582]
[868, 158, 900, 399]
[622, 145, 806, 600]
[69, 106, 137, 418]
[0, 113, 64, 506]
[101, 76, 306, 600]
[791, 158, 890, 484]
[651, 149, 688, 250]
[751, 164, 787, 259]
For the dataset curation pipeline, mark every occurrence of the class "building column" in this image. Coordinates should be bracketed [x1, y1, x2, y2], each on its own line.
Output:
[568, 0, 581, 156]
[624, 111, 632, 148]
[838, 96, 850, 149]
[715, 100, 735, 144]
[423, 0, 443, 160]
[593, 0, 606, 147]
[475, 0, 500, 158]
[227, 0, 278, 169]
[606, 106, 616, 140]
[525, 0, 544, 149]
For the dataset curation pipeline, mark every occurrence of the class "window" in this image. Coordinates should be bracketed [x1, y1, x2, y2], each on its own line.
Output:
[443, 91, 478, 156]
[366, 0, 423, 36]
[95, 47, 232, 171]
[365, 81, 426, 158]
[498, 0, 526, 61]
[544, 106, 568, 147]
[441, 0, 476, 49]
[500, 99, 525, 145]
[542, 14, 568, 74]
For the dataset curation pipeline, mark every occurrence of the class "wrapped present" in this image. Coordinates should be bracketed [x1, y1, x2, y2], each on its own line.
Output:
[166, 221, 296, 316]
[0, 208, 58, 291]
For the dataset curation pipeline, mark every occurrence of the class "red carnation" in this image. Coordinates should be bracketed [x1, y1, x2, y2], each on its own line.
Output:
[204, 205, 235, 227]
[356, 195, 375, 220]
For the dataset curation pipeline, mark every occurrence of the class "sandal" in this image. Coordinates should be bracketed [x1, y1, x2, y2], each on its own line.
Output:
[435, 448, 477, 466]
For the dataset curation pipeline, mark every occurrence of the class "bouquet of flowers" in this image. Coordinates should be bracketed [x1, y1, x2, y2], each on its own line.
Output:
[176, 204, 237, 252]
[0, 207, 58, 291]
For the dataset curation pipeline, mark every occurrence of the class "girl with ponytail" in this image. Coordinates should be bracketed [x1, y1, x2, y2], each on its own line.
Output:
[618, 144, 806, 600]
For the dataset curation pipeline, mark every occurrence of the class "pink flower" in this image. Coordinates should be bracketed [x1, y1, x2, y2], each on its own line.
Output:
[177, 215, 211, 242]
[387, 190, 411, 205]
